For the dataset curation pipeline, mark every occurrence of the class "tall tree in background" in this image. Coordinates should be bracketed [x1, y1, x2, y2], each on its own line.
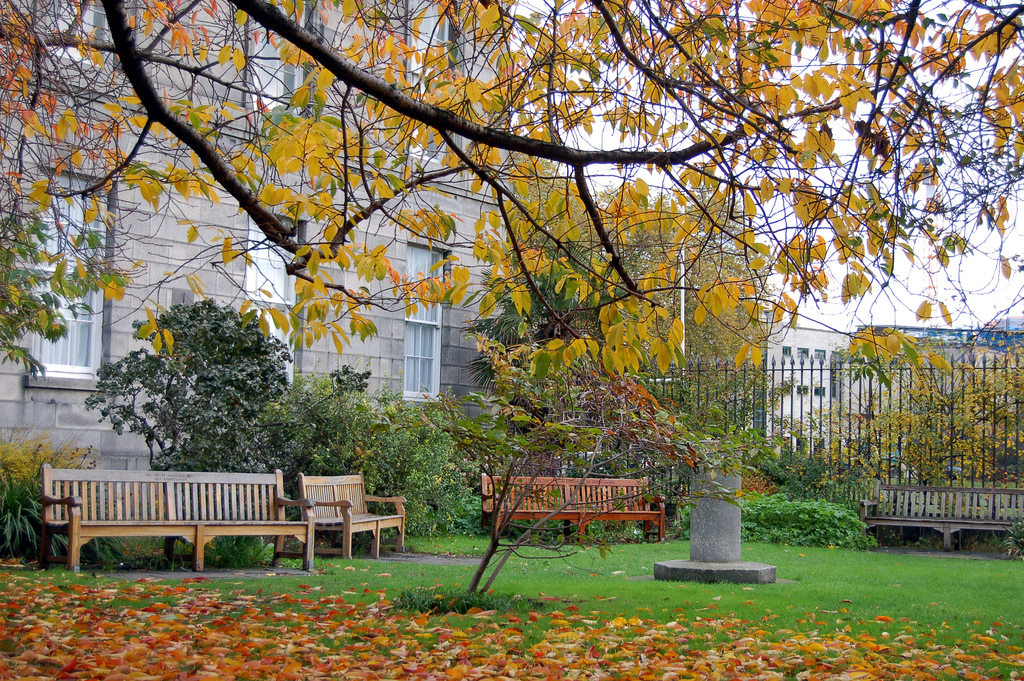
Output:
[1, 0, 1022, 372]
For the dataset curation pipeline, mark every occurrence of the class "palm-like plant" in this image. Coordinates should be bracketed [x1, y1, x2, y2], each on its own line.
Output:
[1003, 520, 1024, 560]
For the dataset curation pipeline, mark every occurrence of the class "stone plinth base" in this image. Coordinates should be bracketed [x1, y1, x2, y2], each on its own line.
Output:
[653, 560, 776, 584]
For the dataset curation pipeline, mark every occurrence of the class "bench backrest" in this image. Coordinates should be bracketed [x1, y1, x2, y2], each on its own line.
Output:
[41, 465, 286, 523]
[298, 473, 366, 518]
[874, 483, 1024, 522]
[482, 474, 652, 513]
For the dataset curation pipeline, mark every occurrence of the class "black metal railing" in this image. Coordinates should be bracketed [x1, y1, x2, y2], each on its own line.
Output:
[650, 355, 1024, 489]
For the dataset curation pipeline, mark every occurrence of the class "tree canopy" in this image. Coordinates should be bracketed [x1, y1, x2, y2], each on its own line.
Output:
[2, 0, 1023, 371]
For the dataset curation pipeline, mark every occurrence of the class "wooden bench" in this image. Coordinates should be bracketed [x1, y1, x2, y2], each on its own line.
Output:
[40, 465, 315, 572]
[481, 474, 665, 541]
[860, 482, 1024, 550]
[298, 473, 405, 559]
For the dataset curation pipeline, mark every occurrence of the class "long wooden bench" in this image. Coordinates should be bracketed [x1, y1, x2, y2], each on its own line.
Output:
[481, 474, 665, 541]
[299, 473, 405, 559]
[860, 481, 1024, 550]
[40, 465, 315, 572]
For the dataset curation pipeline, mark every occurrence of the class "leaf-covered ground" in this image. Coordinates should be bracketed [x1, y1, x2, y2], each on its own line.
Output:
[1, 573, 1022, 681]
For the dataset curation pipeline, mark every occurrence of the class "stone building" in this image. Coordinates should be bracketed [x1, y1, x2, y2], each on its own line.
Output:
[1, 1, 488, 469]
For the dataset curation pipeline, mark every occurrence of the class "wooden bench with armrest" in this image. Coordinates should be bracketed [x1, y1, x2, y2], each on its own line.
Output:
[860, 481, 1024, 550]
[40, 465, 315, 572]
[299, 473, 405, 559]
[481, 474, 665, 541]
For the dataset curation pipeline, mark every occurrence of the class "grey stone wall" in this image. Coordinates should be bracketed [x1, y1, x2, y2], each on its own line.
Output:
[7, 175, 487, 471]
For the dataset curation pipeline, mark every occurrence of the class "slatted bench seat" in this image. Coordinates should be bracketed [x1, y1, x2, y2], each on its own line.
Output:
[481, 474, 665, 541]
[860, 481, 1024, 550]
[40, 465, 315, 572]
[299, 473, 405, 559]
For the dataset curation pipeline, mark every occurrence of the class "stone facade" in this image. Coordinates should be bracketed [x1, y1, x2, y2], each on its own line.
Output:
[3, 182, 487, 470]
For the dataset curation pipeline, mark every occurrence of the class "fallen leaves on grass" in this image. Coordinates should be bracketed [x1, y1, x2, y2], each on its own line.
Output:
[0, 573, 1021, 681]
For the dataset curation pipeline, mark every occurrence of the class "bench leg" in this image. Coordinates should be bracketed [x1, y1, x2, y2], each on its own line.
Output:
[342, 526, 353, 560]
[66, 525, 82, 573]
[943, 526, 952, 552]
[39, 524, 52, 569]
[395, 521, 405, 554]
[193, 526, 206, 572]
[370, 524, 380, 559]
[273, 534, 286, 567]
[302, 523, 315, 571]
[164, 537, 178, 564]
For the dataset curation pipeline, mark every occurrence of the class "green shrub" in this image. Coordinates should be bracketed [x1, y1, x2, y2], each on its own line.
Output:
[260, 373, 476, 536]
[0, 429, 93, 562]
[86, 301, 290, 472]
[741, 494, 874, 549]
[0, 477, 41, 560]
[757, 449, 872, 507]
[207, 536, 273, 568]
[672, 495, 873, 548]
[393, 585, 523, 615]
[1003, 520, 1024, 560]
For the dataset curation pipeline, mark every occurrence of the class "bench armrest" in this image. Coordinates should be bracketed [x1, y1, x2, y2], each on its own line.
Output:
[859, 499, 878, 521]
[366, 495, 405, 516]
[311, 499, 354, 508]
[42, 494, 82, 508]
[278, 497, 315, 509]
[366, 495, 406, 504]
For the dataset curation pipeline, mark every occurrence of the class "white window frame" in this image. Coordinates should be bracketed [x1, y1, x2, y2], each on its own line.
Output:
[244, 218, 294, 306]
[32, 179, 103, 378]
[248, 20, 305, 110]
[245, 218, 294, 380]
[52, 1, 108, 61]
[403, 245, 442, 399]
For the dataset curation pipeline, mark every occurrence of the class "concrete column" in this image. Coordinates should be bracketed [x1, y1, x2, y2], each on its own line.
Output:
[689, 468, 742, 563]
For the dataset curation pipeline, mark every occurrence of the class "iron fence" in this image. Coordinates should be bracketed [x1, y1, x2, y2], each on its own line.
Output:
[649, 355, 1024, 489]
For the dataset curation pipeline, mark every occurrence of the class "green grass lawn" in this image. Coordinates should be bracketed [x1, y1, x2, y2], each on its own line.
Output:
[23, 535, 1022, 649]
[384, 537, 1024, 645]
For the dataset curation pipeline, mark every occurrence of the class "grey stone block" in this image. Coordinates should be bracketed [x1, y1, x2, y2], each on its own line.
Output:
[690, 469, 742, 563]
[653, 560, 777, 584]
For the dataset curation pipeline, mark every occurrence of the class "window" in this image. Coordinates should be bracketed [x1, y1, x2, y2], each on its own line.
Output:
[781, 346, 792, 357]
[405, 0, 457, 78]
[248, 28, 302, 108]
[244, 218, 293, 306]
[32, 181, 103, 378]
[404, 245, 442, 398]
[245, 219, 294, 379]
[797, 347, 810, 361]
[53, 1, 108, 60]
[814, 349, 827, 364]
[404, 0, 457, 161]
[33, 290, 103, 377]
[813, 386, 827, 397]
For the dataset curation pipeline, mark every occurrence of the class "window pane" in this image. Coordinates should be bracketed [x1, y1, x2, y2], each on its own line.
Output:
[34, 290, 101, 374]
[246, 219, 292, 304]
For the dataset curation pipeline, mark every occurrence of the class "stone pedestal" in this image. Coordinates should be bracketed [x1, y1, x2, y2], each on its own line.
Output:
[654, 468, 776, 584]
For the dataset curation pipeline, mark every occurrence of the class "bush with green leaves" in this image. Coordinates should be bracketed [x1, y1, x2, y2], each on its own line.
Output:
[86, 300, 290, 471]
[260, 372, 475, 536]
[0, 429, 93, 562]
[1003, 520, 1024, 560]
[671, 494, 873, 549]
[741, 494, 874, 549]
[757, 449, 872, 507]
